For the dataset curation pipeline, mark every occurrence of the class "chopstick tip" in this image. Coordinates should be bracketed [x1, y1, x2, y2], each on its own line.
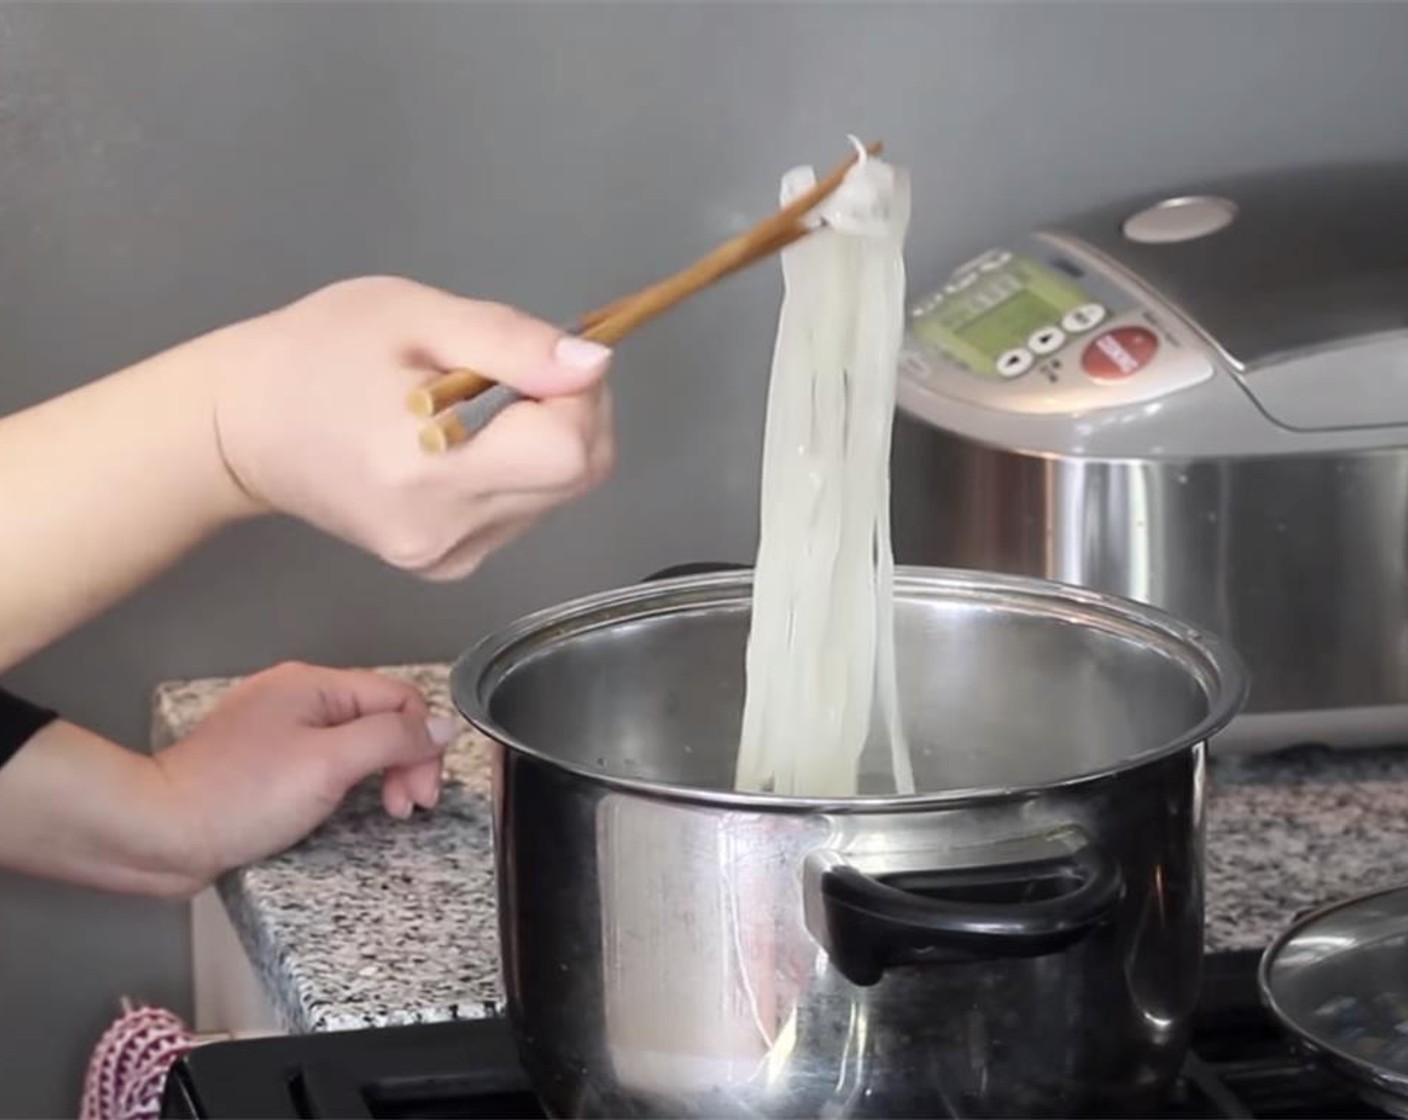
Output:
[418, 424, 451, 454]
[406, 387, 437, 417]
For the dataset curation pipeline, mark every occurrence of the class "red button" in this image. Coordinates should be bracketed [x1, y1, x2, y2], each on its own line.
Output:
[1082, 326, 1160, 381]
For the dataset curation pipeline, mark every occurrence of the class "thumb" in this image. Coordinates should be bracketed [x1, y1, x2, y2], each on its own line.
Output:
[313, 710, 449, 796]
[408, 287, 613, 398]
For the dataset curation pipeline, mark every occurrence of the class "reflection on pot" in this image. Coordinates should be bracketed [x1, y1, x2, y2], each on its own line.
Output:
[457, 567, 1246, 1117]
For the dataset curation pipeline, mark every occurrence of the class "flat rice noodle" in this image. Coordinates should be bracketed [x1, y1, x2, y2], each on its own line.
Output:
[736, 150, 915, 798]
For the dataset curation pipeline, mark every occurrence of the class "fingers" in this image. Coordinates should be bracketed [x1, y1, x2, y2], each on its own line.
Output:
[381, 768, 416, 819]
[270, 662, 460, 813]
[397, 758, 443, 809]
[415, 470, 620, 581]
[263, 663, 428, 728]
[447, 389, 602, 494]
[586, 383, 616, 485]
[390, 715, 454, 815]
[381, 756, 442, 819]
[416, 389, 613, 580]
[316, 709, 453, 800]
[426, 375, 614, 494]
[419, 508, 544, 582]
[379, 713, 455, 816]
[395, 283, 613, 398]
[333, 668, 430, 720]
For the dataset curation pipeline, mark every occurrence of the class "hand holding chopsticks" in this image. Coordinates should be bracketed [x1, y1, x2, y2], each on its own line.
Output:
[408, 140, 882, 452]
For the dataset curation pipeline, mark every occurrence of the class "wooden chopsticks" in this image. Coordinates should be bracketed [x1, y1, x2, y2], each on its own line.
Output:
[409, 140, 882, 452]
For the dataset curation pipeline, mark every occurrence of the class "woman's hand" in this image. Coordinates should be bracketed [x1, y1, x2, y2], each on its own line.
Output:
[154, 662, 456, 887]
[0, 662, 458, 897]
[210, 276, 616, 579]
[0, 275, 616, 671]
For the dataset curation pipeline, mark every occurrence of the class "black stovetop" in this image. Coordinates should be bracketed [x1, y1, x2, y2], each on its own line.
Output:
[159, 949, 1386, 1119]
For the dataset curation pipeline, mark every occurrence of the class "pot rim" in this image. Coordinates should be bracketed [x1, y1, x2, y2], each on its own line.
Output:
[450, 565, 1249, 813]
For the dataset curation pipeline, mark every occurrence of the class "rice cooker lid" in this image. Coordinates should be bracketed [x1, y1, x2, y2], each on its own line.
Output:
[1051, 163, 1408, 431]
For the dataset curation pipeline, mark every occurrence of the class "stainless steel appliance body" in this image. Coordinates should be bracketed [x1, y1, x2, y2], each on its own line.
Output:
[451, 568, 1246, 1118]
[891, 164, 1408, 752]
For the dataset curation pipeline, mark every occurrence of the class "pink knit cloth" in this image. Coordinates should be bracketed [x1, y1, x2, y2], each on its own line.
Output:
[80, 1000, 196, 1120]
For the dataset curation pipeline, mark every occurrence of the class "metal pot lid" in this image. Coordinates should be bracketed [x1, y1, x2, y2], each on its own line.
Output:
[1260, 884, 1408, 1116]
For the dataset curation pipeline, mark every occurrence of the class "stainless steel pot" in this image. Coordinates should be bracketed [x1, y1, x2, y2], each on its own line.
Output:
[451, 566, 1247, 1118]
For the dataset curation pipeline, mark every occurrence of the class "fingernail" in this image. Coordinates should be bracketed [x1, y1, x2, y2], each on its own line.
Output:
[415, 766, 442, 810]
[555, 335, 612, 372]
[390, 790, 414, 820]
[426, 716, 459, 747]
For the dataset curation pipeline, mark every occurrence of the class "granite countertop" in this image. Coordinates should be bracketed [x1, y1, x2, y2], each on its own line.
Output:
[153, 665, 1408, 1034]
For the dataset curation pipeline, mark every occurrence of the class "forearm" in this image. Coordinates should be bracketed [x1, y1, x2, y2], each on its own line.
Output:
[0, 717, 201, 898]
[0, 329, 260, 671]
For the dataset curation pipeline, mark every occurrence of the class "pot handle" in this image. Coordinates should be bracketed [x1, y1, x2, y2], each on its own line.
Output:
[641, 562, 749, 583]
[818, 840, 1124, 987]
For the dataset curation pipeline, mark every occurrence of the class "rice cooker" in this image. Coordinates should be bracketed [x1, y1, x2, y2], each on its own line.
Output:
[891, 162, 1408, 753]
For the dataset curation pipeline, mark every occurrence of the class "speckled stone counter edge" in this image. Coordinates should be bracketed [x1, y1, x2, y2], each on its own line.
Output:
[150, 677, 316, 1032]
[151, 666, 507, 1034]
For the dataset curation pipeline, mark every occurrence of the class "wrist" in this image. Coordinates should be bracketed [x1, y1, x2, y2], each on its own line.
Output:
[0, 720, 212, 898]
[201, 311, 289, 524]
[139, 750, 219, 897]
[134, 325, 272, 530]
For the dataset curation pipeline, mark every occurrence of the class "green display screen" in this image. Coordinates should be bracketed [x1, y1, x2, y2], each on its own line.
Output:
[960, 291, 1062, 360]
[914, 256, 1091, 374]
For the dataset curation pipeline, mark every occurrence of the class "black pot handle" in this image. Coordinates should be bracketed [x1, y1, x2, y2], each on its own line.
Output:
[641, 562, 750, 583]
[819, 840, 1124, 987]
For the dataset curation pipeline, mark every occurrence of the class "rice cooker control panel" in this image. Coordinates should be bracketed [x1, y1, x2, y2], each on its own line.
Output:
[900, 237, 1216, 416]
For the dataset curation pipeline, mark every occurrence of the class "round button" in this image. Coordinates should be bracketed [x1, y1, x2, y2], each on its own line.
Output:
[996, 348, 1033, 378]
[1028, 326, 1065, 355]
[1123, 195, 1238, 244]
[1061, 303, 1107, 334]
[1082, 326, 1160, 381]
[944, 271, 978, 294]
[910, 293, 940, 318]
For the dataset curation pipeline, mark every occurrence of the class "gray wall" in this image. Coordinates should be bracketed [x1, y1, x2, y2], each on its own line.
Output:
[2, 0, 1408, 1112]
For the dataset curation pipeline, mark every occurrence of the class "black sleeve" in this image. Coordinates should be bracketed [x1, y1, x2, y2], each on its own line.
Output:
[0, 686, 57, 770]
